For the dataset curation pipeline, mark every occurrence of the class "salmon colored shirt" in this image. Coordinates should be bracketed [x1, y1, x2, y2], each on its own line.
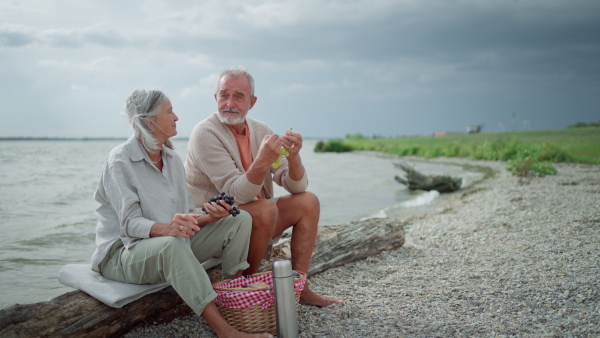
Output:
[228, 124, 264, 200]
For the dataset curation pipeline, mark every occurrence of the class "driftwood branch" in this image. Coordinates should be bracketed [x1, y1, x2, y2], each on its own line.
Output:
[394, 160, 462, 193]
[309, 217, 405, 275]
[0, 284, 191, 338]
[0, 218, 405, 338]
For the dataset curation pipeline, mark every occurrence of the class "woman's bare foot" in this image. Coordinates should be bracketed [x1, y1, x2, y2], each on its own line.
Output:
[299, 284, 343, 307]
[214, 326, 273, 338]
[203, 302, 273, 338]
[222, 332, 272, 338]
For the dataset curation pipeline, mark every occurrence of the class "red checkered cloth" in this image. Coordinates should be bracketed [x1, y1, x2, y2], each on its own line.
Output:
[214, 272, 306, 310]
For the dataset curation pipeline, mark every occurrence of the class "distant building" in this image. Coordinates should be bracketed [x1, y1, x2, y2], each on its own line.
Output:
[467, 123, 484, 133]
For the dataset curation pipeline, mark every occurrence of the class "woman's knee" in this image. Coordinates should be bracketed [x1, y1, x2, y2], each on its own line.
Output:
[236, 210, 252, 236]
[153, 235, 181, 247]
[153, 236, 189, 257]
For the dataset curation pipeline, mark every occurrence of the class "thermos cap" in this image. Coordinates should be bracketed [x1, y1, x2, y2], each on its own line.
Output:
[272, 259, 293, 278]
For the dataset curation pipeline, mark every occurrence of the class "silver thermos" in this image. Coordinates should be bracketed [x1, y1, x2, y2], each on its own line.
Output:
[272, 259, 299, 338]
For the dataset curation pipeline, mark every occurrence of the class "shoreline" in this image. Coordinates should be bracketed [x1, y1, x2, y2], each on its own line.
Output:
[127, 158, 599, 336]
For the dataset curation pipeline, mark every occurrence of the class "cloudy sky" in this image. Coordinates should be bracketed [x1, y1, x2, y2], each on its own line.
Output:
[1, 0, 599, 139]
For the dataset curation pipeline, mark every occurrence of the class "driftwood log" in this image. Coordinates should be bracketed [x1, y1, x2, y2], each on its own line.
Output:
[394, 160, 462, 193]
[0, 218, 404, 338]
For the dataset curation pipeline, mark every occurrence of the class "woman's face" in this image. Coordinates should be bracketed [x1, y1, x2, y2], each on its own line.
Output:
[150, 98, 178, 141]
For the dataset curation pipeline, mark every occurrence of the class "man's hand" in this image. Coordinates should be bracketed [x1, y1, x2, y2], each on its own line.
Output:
[255, 134, 283, 168]
[281, 129, 302, 159]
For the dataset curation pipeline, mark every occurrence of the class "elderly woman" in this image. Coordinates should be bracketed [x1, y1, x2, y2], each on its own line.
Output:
[90, 89, 271, 338]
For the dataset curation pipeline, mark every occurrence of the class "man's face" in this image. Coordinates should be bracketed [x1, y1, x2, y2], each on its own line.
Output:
[215, 75, 256, 125]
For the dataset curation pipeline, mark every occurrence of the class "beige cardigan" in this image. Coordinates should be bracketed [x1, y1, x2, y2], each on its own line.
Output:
[185, 112, 308, 207]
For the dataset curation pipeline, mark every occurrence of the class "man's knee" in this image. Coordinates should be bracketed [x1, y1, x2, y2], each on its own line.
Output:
[242, 199, 278, 226]
[301, 191, 320, 208]
[291, 191, 320, 214]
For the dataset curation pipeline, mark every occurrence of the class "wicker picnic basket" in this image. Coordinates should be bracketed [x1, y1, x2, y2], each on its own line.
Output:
[212, 270, 306, 334]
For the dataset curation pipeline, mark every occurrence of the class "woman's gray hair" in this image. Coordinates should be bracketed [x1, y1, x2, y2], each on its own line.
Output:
[123, 89, 173, 153]
[215, 66, 255, 97]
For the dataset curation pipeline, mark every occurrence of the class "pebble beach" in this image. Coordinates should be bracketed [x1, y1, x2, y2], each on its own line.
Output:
[125, 159, 600, 337]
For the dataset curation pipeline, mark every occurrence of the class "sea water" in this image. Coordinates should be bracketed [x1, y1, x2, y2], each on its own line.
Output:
[0, 139, 484, 308]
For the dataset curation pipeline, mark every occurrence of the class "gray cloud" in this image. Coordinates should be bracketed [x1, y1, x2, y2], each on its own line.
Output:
[1, 0, 599, 138]
[0, 24, 37, 47]
[0, 23, 133, 49]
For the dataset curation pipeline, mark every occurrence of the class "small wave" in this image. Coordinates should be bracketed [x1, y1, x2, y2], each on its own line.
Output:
[401, 190, 440, 207]
[359, 209, 388, 221]
[1, 257, 66, 266]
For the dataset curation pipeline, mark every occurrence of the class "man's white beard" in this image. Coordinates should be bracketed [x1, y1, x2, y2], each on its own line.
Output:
[219, 115, 246, 125]
[219, 109, 246, 125]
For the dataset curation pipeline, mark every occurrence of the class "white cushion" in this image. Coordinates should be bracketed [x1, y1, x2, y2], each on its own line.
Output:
[57, 258, 221, 308]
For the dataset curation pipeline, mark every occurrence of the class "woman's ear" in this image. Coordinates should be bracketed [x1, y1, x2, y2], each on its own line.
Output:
[143, 116, 156, 132]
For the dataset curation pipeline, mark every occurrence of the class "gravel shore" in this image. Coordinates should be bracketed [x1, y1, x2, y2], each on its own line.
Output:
[125, 159, 600, 337]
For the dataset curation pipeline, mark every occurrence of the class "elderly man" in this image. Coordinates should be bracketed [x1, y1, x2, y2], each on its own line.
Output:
[185, 66, 341, 307]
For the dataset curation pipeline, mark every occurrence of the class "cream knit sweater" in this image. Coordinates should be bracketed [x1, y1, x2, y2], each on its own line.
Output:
[185, 112, 308, 207]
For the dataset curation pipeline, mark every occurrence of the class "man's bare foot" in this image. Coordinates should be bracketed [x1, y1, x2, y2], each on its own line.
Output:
[299, 285, 343, 307]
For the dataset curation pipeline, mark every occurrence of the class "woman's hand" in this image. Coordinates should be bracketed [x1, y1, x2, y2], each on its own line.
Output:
[202, 199, 232, 223]
[150, 213, 200, 239]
